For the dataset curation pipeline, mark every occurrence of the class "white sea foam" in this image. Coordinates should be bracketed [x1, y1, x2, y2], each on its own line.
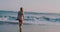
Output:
[0, 11, 60, 25]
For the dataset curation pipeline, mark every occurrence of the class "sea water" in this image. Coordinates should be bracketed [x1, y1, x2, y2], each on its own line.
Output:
[0, 10, 60, 32]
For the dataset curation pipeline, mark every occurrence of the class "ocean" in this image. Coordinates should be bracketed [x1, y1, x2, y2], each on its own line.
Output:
[0, 10, 60, 32]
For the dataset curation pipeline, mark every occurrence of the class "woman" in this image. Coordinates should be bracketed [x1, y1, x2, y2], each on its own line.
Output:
[17, 7, 24, 32]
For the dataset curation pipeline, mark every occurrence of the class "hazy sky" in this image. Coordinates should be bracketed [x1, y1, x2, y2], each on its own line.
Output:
[0, 0, 60, 13]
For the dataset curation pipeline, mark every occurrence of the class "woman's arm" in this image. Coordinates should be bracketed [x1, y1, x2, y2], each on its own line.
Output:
[22, 12, 24, 20]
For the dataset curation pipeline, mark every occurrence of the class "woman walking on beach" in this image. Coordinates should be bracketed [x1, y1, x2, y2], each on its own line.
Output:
[17, 7, 24, 32]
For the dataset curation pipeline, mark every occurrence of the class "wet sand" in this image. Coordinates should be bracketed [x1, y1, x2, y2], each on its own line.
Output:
[22, 24, 60, 32]
[0, 24, 60, 32]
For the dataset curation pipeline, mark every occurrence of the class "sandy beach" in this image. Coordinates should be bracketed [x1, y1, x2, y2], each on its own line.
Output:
[22, 24, 60, 32]
[0, 23, 60, 32]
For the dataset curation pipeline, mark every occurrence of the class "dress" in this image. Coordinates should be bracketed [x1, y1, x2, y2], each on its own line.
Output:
[17, 11, 23, 20]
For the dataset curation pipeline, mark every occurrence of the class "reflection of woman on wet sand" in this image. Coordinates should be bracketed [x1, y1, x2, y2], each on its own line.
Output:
[16, 7, 24, 32]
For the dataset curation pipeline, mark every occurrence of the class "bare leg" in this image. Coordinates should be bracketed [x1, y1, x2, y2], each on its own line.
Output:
[19, 20, 23, 32]
[20, 26, 22, 32]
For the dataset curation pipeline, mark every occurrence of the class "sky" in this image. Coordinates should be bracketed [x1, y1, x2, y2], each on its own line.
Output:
[0, 0, 60, 13]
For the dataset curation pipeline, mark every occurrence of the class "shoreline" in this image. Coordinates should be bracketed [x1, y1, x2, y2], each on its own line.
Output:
[0, 23, 60, 32]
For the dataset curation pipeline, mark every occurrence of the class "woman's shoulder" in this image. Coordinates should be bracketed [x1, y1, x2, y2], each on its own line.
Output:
[18, 11, 21, 13]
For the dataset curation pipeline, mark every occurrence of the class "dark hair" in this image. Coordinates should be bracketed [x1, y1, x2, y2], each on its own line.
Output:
[20, 7, 23, 12]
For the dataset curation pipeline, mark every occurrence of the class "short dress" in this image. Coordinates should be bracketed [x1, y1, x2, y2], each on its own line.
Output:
[17, 11, 23, 21]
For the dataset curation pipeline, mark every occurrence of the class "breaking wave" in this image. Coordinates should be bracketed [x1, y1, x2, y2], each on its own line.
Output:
[0, 10, 60, 25]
